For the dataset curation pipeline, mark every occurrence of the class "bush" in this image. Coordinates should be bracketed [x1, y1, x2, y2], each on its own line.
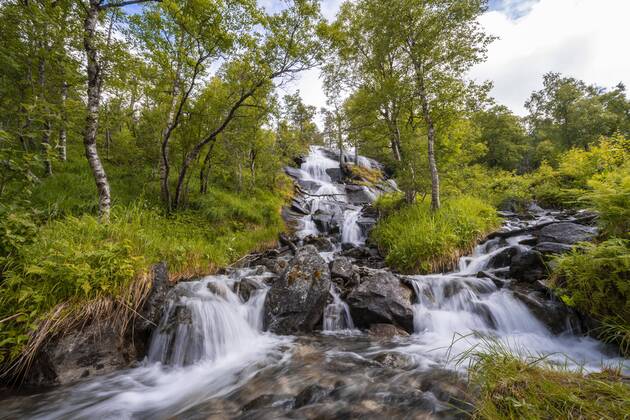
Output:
[371, 195, 500, 273]
[551, 239, 630, 355]
[585, 162, 630, 238]
[466, 341, 630, 420]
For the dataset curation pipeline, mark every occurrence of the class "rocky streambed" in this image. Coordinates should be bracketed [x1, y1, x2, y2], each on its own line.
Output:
[0, 146, 624, 419]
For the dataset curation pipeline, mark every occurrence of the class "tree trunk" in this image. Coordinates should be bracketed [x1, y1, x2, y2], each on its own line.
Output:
[38, 56, 53, 176]
[160, 74, 181, 211]
[249, 147, 257, 190]
[59, 81, 68, 161]
[199, 139, 217, 194]
[83, 0, 111, 221]
[420, 94, 440, 211]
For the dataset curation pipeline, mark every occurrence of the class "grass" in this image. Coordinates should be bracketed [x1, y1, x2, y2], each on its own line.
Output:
[347, 163, 383, 186]
[463, 340, 630, 420]
[0, 188, 286, 375]
[371, 195, 501, 273]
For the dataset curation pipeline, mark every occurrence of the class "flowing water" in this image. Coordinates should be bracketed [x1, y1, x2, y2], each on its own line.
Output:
[1, 146, 626, 419]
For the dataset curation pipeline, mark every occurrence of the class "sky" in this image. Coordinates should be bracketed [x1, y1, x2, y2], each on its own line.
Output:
[283, 0, 630, 117]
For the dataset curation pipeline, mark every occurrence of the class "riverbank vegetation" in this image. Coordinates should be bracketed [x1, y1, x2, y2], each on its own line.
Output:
[466, 341, 630, 419]
[372, 196, 500, 273]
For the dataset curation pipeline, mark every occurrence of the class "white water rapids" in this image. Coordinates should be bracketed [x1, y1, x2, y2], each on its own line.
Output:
[1, 146, 625, 419]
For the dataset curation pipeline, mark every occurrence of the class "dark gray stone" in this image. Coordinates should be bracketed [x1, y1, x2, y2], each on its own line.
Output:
[303, 235, 334, 252]
[264, 246, 331, 334]
[330, 257, 354, 281]
[533, 241, 574, 255]
[508, 250, 548, 282]
[535, 222, 597, 245]
[347, 270, 415, 333]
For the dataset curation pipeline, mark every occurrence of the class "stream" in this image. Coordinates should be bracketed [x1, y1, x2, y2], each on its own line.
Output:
[1, 146, 625, 419]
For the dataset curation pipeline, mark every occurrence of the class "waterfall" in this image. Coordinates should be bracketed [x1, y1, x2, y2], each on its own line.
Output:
[341, 207, 364, 245]
[148, 274, 268, 366]
[323, 285, 355, 331]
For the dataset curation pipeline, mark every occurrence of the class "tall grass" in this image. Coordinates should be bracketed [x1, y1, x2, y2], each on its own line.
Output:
[463, 339, 630, 419]
[371, 195, 501, 273]
[0, 189, 285, 369]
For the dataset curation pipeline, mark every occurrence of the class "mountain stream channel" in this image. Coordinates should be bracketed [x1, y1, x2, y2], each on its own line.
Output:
[1, 146, 627, 419]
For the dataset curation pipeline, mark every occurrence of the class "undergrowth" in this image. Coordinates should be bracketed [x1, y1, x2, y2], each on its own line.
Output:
[371, 195, 500, 273]
[0, 188, 285, 369]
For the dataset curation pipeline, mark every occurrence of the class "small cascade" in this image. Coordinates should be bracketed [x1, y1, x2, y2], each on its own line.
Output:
[341, 207, 364, 245]
[323, 285, 355, 331]
[148, 272, 269, 366]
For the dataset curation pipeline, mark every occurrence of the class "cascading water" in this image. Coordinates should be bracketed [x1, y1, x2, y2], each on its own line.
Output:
[3, 146, 626, 419]
[323, 285, 355, 332]
[341, 207, 364, 245]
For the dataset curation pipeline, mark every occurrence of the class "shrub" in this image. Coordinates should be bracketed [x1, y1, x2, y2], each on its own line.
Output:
[371, 195, 500, 273]
[585, 162, 630, 238]
[551, 239, 630, 355]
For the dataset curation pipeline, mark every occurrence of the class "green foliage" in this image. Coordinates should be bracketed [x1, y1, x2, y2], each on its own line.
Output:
[371, 195, 500, 273]
[466, 340, 630, 420]
[551, 239, 630, 354]
[585, 161, 630, 238]
[0, 190, 285, 364]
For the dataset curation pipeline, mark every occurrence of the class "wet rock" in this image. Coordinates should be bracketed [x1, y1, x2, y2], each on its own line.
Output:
[330, 257, 354, 281]
[303, 235, 334, 252]
[368, 324, 410, 339]
[234, 277, 264, 302]
[207, 282, 228, 298]
[373, 352, 415, 369]
[312, 210, 340, 234]
[264, 246, 331, 334]
[511, 284, 582, 334]
[340, 246, 378, 260]
[357, 216, 377, 236]
[345, 185, 374, 205]
[290, 198, 309, 215]
[533, 241, 573, 255]
[341, 242, 356, 251]
[488, 246, 519, 269]
[284, 166, 303, 179]
[509, 249, 548, 283]
[257, 257, 289, 275]
[347, 270, 415, 333]
[325, 167, 343, 182]
[535, 222, 597, 245]
[242, 394, 295, 412]
[294, 384, 332, 408]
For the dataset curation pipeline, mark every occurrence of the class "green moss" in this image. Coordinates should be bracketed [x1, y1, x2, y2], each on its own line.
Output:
[371, 195, 501, 273]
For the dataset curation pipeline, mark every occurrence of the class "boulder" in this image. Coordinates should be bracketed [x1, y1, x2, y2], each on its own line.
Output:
[508, 250, 547, 283]
[535, 222, 597, 245]
[372, 351, 415, 369]
[347, 270, 415, 333]
[533, 241, 573, 255]
[511, 284, 583, 335]
[303, 235, 334, 252]
[356, 216, 377, 236]
[264, 246, 331, 334]
[487, 246, 519, 269]
[325, 167, 343, 183]
[368, 323, 410, 339]
[345, 185, 374, 205]
[312, 210, 340, 234]
[290, 198, 310, 215]
[284, 166, 303, 179]
[330, 257, 354, 281]
[234, 276, 265, 302]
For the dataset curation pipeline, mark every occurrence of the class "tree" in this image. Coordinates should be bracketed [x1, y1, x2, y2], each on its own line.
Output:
[473, 105, 529, 171]
[82, 0, 162, 221]
[395, 0, 492, 210]
[526, 72, 630, 151]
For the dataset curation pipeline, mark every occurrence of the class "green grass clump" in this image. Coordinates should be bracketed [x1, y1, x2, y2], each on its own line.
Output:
[551, 239, 630, 355]
[371, 195, 501, 273]
[466, 342, 630, 420]
[0, 189, 285, 367]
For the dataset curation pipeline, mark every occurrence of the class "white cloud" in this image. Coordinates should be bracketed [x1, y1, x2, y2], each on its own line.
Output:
[471, 0, 630, 115]
[290, 0, 630, 122]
